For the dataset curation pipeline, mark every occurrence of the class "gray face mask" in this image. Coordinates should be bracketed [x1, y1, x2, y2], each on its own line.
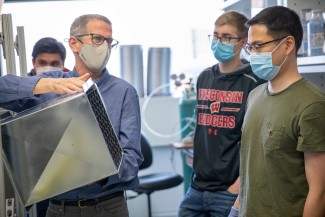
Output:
[79, 43, 111, 72]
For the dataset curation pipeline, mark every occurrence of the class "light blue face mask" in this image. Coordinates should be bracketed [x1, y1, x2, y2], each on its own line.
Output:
[211, 41, 239, 62]
[250, 39, 288, 81]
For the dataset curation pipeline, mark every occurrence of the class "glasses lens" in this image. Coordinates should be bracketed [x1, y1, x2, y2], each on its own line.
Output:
[91, 35, 105, 45]
[112, 39, 119, 48]
[220, 36, 231, 44]
[208, 35, 213, 42]
[106, 38, 113, 44]
[244, 44, 252, 54]
[244, 45, 250, 55]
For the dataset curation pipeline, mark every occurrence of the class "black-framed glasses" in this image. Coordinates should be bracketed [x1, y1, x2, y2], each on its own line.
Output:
[75, 33, 119, 48]
[245, 36, 287, 55]
[208, 34, 242, 45]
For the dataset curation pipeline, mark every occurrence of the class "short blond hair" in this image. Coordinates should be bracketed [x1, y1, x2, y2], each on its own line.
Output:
[215, 11, 248, 38]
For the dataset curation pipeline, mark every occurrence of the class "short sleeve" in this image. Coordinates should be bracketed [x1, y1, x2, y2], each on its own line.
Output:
[297, 101, 325, 152]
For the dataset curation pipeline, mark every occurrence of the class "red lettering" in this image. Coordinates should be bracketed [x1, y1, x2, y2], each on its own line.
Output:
[210, 102, 220, 113]
[228, 116, 235, 128]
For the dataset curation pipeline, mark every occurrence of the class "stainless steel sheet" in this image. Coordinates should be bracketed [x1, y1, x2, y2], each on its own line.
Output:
[0, 83, 123, 206]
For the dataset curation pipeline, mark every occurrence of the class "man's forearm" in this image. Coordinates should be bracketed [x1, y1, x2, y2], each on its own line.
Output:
[303, 190, 325, 217]
[0, 75, 39, 103]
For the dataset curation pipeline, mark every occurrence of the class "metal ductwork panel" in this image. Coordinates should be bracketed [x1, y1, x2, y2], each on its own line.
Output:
[147, 47, 171, 96]
[0, 82, 123, 207]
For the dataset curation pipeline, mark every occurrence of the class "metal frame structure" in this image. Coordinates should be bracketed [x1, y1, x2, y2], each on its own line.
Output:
[0, 13, 31, 217]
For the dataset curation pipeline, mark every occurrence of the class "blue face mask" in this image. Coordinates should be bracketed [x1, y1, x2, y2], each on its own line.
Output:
[250, 39, 287, 81]
[211, 41, 238, 62]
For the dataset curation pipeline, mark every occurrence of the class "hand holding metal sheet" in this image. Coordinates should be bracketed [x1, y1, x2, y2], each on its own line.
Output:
[33, 73, 90, 95]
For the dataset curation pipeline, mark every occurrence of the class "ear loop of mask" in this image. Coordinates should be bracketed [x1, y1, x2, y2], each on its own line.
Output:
[272, 37, 288, 67]
[232, 39, 244, 56]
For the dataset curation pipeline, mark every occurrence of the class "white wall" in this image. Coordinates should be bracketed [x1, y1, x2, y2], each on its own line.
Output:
[2, 0, 222, 80]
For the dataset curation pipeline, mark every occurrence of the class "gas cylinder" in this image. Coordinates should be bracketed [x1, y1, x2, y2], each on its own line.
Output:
[179, 92, 196, 193]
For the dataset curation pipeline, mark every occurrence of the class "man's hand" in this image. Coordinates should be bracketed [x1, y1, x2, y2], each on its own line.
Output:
[227, 177, 239, 195]
[34, 73, 90, 95]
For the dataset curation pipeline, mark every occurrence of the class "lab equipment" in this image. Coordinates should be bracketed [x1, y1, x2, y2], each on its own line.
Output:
[307, 9, 325, 56]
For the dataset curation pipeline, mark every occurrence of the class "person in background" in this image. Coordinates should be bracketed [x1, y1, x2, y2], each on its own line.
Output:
[0, 14, 143, 217]
[28, 37, 69, 76]
[178, 11, 265, 217]
[229, 6, 325, 217]
[27, 37, 69, 217]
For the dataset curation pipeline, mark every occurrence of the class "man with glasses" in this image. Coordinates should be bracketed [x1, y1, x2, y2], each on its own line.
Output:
[178, 11, 265, 217]
[229, 6, 325, 217]
[0, 14, 142, 217]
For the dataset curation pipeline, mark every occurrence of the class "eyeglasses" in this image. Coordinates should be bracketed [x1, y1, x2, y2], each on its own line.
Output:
[245, 36, 287, 55]
[75, 33, 119, 48]
[208, 34, 242, 45]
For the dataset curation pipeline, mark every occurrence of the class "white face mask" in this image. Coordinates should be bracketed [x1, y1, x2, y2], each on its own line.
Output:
[35, 66, 62, 75]
[79, 43, 111, 73]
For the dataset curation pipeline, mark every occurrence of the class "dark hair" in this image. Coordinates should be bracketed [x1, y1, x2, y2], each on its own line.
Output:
[32, 37, 66, 62]
[246, 6, 303, 55]
[215, 10, 248, 39]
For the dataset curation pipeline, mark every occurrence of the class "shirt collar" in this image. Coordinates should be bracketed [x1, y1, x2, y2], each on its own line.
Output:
[71, 68, 110, 86]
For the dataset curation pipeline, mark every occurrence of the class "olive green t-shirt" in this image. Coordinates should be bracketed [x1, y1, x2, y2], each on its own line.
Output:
[239, 78, 325, 217]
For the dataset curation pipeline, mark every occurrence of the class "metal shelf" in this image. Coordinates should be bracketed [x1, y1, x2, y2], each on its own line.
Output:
[297, 55, 325, 76]
[297, 56, 325, 66]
